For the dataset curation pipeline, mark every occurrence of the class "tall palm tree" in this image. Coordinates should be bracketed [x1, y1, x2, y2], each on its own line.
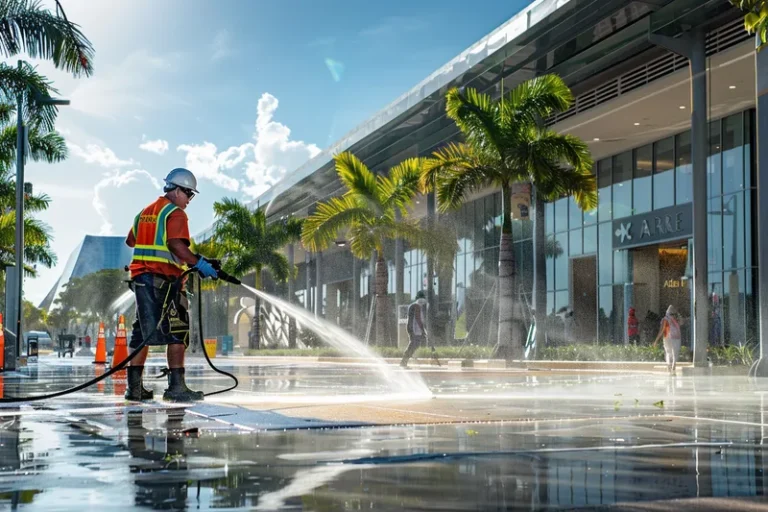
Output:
[424, 75, 597, 360]
[302, 152, 456, 347]
[213, 198, 303, 350]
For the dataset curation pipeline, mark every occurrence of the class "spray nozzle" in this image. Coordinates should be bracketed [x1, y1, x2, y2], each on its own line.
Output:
[204, 257, 242, 286]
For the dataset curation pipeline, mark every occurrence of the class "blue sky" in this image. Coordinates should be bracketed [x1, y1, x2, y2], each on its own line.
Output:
[24, 0, 529, 304]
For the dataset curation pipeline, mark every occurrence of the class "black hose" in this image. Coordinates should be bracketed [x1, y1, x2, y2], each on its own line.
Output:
[0, 268, 239, 402]
[195, 273, 238, 397]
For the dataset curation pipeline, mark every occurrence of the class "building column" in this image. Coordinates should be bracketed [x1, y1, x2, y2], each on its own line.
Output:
[287, 244, 296, 348]
[352, 257, 360, 336]
[314, 251, 322, 318]
[305, 252, 312, 312]
[649, 26, 709, 367]
[533, 189, 547, 353]
[752, 43, 768, 376]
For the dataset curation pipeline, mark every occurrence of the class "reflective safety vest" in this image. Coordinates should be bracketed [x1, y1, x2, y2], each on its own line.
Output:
[129, 197, 184, 277]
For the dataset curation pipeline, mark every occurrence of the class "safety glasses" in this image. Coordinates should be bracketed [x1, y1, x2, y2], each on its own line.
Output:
[179, 187, 195, 200]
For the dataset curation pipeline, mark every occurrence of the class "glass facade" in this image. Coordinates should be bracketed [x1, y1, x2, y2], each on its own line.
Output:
[545, 109, 756, 347]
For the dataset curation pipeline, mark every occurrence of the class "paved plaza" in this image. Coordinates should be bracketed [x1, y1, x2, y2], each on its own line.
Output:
[2, 355, 768, 510]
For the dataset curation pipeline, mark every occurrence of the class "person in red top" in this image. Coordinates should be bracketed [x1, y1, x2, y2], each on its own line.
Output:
[124, 168, 218, 402]
[627, 307, 639, 345]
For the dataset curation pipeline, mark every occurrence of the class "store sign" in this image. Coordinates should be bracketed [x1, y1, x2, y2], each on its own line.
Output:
[612, 203, 693, 250]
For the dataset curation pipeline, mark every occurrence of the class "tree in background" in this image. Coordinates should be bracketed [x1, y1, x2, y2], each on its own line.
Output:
[423, 75, 596, 360]
[303, 152, 456, 347]
[212, 198, 303, 350]
[730, 1, 768, 49]
[48, 269, 128, 335]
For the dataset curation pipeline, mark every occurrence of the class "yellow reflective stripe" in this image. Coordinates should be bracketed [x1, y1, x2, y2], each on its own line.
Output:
[155, 203, 178, 247]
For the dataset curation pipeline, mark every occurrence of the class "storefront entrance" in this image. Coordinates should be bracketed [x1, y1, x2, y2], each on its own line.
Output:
[628, 241, 691, 345]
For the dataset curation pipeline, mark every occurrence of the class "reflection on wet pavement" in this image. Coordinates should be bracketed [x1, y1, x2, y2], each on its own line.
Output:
[2, 356, 768, 510]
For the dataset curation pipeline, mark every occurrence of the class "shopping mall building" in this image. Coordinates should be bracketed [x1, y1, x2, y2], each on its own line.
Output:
[200, 0, 768, 358]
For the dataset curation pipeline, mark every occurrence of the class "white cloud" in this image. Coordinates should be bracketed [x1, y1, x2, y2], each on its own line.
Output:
[68, 142, 136, 168]
[68, 50, 188, 119]
[243, 93, 321, 198]
[177, 141, 247, 191]
[139, 137, 169, 155]
[93, 169, 161, 235]
[211, 30, 233, 61]
[175, 92, 320, 198]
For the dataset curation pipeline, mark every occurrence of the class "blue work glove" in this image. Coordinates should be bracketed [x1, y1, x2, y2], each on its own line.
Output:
[194, 257, 218, 279]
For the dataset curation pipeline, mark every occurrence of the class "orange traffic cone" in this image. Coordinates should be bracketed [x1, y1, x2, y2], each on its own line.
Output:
[113, 369, 126, 397]
[93, 322, 107, 364]
[0, 313, 4, 371]
[111, 315, 129, 368]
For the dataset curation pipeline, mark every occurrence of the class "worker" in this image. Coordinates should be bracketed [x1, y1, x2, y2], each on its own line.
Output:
[400, 290, 427, 368]
[124, 168, 218, 402]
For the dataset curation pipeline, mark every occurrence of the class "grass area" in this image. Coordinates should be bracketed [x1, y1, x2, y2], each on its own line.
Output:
[244, 345, 494, 359]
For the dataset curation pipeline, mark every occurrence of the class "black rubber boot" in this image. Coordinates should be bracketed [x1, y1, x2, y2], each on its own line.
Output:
[125, 366, 154, 401]
[162, 368, 204, 403]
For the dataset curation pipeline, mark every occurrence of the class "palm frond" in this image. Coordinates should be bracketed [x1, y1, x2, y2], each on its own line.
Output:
[428, 143, 494, 212]
[445, 87, 504, 157]
[334, 152, 381, 210]
[501, 74, 573, 126]
[379, 156, 423, 214]
[347, 223, 377, 260]
[0, 0, 94, 77]
[262, 251, 291, 283]
[27, 127, 66, 163]
[0, 62, 60, 131]
[301, 195, 371, 252]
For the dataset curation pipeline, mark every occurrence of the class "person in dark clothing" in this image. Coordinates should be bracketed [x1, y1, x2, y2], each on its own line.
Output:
[400, 291, 427, 368]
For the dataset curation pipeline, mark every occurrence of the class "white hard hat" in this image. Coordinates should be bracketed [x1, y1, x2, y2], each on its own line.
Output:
[164, 168, 198, 193]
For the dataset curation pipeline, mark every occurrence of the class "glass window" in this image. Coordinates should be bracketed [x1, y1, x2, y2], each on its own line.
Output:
[598, 285, 613, 343]
[723, 269, 745, 344]
[654, 137, 674, 209]
[473, 199, 485, 251]
[745, 110, 754, 189]
[555, 232, 568, 290]
[584, 164, 598, 226]
[633, 144, 653, 214]
[614, 250, 628, 284]
[675, 131, 692, 204]
[598, 158, 612, 222]
[569, 196, 582, 229]
[545, 202, 554, 235]
[556, 291, 569, 312]
[570, 228, 582, 256]
[708, 119, 722, 198]
[723, 112, 744, 194]
[722, 192, 744, 270]
[709, 279, 724, 347]
[546, 239, 555, 292]
[484, 194, 498, 248]
[583, 225, 597, 254]
[746, 268, 757, 343]
[555, 198, 568, 233]
[612, 151, 632, 218]
[547, 291, 554, 316]
[745, 191, 753, 268]
[598, 222, 612, 285]
[708, 196, 722, 272]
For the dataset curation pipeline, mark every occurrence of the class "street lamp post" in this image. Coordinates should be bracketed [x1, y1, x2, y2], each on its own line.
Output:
[6, 61, 69, 370]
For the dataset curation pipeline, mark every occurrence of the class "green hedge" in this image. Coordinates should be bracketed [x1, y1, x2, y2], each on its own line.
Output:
[538, 343, 692, 362]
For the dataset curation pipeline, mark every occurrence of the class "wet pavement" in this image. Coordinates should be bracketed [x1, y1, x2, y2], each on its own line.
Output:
[2, 356, 768, 510]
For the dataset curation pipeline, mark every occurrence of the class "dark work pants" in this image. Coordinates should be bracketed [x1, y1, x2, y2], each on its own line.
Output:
[400, 334, 425, 366]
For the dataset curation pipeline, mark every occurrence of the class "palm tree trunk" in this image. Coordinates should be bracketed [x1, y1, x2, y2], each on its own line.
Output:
[250, 269, 262, 350]
[494, 184, 522, 361]
[374, 254, 392, 346]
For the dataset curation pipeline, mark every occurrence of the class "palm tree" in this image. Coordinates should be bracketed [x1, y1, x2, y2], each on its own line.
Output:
[302, 152, 456, 347]
[0, 0, 94, 76]
[424, 75, 597, 360]
[212, 198, 303, 350]
[730, 1, 768, 49]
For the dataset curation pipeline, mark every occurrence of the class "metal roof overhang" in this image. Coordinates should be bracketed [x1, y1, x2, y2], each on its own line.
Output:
[243, 0, 740, 226]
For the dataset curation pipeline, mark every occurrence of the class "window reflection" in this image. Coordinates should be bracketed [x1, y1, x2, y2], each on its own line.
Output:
[675, 131, 692, 204]
[612, 151, 632, 218]
[598, 159, 612, 222]
[633, 144, 652, 214]
[723, 113, 744, 194]
[709, 120, 722, 197]
[654, 137, 674, 209]
[598, 222, 612, 285]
